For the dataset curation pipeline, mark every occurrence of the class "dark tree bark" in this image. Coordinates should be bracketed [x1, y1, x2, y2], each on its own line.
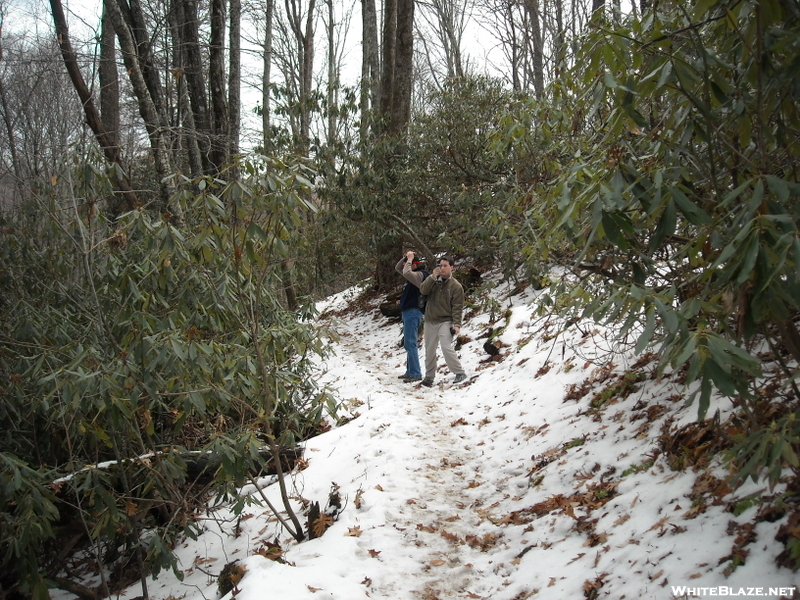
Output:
[379, 0, 397, 127]
[99, 2, 120, 147]
[119, 0, 165, 119]
[262, 0, 275, 150]
[229, 0, 242, 157]
[360, 0, 379, 140]
[390, 0, 414, 135]
[49, 0, 138, 211]
[209, 0, 229, 171]
[522, 0, 544, 98]
[177, 0, 212, 172]
[325, 0, 337, 145]
[168, 6, 203, 177]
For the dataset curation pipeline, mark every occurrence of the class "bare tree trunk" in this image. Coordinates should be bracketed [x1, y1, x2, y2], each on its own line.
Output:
[210, 0, 229, 172]
[390, 0, 414, 135]
[99, 2, 119, 148]
[177, 0, 212, 172]
[325, 0, 337, 145]
[301, 0, 316, 148]
[284, 0, 317, 150]
[120, 0, 166, 119]
[49, 0, 138, 211]
[554, 0, 565, 75]
[522, 0, 544, 98]
[168, 6, 203, 177]
[379, 0, 397, 128]
[105, 0, 180, 216]
[262, 0, 275, 150]
[360, 0, 379, 140]
[229, 0, 241, 157]
[178, 71, 204, 177]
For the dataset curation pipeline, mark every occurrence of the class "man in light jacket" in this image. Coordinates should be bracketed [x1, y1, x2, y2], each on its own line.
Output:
[419, 256, 467, 386]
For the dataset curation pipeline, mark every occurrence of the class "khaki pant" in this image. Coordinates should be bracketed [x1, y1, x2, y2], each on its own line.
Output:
[424, 320, 464, 381]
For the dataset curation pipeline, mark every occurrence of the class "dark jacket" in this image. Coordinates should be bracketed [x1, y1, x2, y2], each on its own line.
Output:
[396, 258, 428, 311]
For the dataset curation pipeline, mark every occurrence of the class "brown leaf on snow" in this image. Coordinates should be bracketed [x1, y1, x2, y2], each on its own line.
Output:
[255, 539, 284, 562]
[584, 532, 607, 547]
[307, 585, 322, 593]
[568, 552, 586, 564]
[368, 549, 381, 558]
[312, 514, 335, 538]
[430, 559, 446, 566]
[649, 517, 670, 532]
[451, 417, 469, 427]
[440, 530, 461, 544]
[345, 526, 363, 537]
[466, 533, 500, 551]
[614, 514, 631, 526]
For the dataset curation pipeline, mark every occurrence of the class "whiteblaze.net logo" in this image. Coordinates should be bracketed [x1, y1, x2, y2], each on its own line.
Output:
[671, 587, 797, 598]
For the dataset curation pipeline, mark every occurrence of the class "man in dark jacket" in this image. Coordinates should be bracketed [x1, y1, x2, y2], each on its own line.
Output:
[395, 250, 428, 382]
[419, 256, 467, 386]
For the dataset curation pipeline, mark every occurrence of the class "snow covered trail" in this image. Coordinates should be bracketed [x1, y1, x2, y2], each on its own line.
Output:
[311, 310, 524, 599]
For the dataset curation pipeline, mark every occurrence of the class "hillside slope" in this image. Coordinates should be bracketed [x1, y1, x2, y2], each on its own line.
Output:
[89, 275, 798, 600]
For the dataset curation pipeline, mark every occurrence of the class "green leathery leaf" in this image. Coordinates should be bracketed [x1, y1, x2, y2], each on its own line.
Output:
[246, 221, 268, 243]
[704, 358, 737, 396]
[698, 375, 712, 420]
[736, 233, 760, 285]
[649, 199, 676, 253]
[670, 187, 711, 225]
[635, 307, 657, 354]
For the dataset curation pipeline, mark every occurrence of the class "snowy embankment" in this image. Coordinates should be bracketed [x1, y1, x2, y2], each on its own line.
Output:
[109, 275, 797, 600]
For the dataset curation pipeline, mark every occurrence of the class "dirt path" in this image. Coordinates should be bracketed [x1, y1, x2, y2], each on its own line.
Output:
[329, 320, 509, 600]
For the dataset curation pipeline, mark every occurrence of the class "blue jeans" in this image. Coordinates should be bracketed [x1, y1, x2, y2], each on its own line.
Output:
[402, 308, 423, 378]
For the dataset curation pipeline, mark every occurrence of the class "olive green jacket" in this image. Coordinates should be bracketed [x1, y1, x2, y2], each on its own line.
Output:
[419, 274, 464, 327]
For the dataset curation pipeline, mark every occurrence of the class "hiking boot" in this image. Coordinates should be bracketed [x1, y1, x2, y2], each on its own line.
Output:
[402, 375, 422, 383]
[421, 378, 434, 387]
[398, 373, 410, 379]
[453, 373, 467, 384]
